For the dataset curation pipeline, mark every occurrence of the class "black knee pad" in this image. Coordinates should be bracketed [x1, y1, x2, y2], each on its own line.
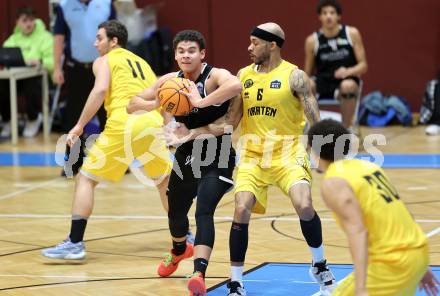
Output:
[194, 213, 215, 248]
[168, 212, 188, 238]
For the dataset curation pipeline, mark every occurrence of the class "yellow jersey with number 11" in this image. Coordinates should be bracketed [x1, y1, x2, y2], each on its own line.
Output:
[105, 47, 158, 117]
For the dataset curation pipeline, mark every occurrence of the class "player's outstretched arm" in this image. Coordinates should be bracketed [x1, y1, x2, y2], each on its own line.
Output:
[164, 69, 243, 146]
[127, 72, 176, 114]
[126, 88, 159, 114]
[164, 93, 243, 146]
[321, 178, 368, 295]
[67, 56, 110, 146]
[189, 69, 244, 137]
[203, 92, 243, 136]
[184, 68, 242, 108]
[290, 68, 320, 125]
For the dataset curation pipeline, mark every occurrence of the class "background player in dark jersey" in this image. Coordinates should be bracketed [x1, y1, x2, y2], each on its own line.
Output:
[305, 0, 368, 129]
[128, 30, 242, 296]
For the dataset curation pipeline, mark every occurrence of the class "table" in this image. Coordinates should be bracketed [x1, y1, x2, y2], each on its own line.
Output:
[0, 67, 49, 144]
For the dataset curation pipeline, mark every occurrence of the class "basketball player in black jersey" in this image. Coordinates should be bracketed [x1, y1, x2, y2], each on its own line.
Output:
[128, 30, 242, 296]
[305, 0, 368, 129]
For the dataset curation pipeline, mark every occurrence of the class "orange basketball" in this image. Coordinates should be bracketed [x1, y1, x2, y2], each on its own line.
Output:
[158, 77, 192, 116]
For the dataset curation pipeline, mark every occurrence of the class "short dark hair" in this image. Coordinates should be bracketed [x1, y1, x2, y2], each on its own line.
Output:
[307, 119, 351, 161]
[98, 20, 128, 48]
[17, 7, 36, 19]
[317, 0, 342, 15]
[173, 30, 206, 51]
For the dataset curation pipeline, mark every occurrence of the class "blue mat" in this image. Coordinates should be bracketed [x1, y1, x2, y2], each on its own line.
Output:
[0, 152, 439, 168]
[207, 263, 440, 296]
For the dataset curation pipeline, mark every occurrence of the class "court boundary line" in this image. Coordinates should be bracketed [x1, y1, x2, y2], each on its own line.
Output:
[0, 214, 287, 258]
[0, 214, 439, 224]
[0, 178, 61, 201]
[427, 226, 440, 238]
[207, 262, 269, 292]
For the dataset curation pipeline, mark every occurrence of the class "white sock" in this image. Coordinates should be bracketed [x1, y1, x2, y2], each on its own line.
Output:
[310, 244, 325, 263]
[231, 266, 244, 285]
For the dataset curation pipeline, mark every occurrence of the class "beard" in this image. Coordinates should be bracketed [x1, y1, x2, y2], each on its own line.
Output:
[254, 50, 270, 65]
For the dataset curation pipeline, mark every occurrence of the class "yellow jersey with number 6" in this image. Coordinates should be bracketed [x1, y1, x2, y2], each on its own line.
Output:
[324, 159, 427, 261]
[239, 60, 305, 155]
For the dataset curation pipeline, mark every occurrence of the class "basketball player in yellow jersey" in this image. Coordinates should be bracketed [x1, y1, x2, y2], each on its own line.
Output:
[42, 20, 172, 260]
[165, 22, 337, 296]
[307, 119, 439, 296]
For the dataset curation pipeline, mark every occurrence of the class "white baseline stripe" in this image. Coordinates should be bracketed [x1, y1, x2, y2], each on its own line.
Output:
[257, 217, 440, 223]
[427, 226, 440, 238]
[0, 214, 439, 224]
[0, 178, 60, 201]
[407, 186, 428, 191]
[242, 279, 315, 284]
[14, 182, 69, 188]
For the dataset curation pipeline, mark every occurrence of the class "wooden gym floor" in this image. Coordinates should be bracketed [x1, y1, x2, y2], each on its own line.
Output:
[0, 126, 439, 295]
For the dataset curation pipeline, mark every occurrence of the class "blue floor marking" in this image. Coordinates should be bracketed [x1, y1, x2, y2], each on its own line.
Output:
[207, 263, 440, 296]
[356, 154, 440, 168]
[0, 152, 439, 168]
[0, 152, 61, 166]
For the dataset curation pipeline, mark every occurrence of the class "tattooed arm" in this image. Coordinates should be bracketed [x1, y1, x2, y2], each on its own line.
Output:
[290, 68, 320, 125]
[192, 93, 243, 137]
[209, 92, 243, 134]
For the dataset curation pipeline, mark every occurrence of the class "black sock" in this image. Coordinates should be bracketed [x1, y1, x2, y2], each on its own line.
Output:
[229, 222, 249, 262]
[69, 218, 88, 243]
[194, 258, 209, 276]
[300, 212, 323, 248]
[172, 240, 187, 256]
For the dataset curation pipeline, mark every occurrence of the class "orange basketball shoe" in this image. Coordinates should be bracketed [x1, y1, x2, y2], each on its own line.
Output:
[157, 243, 194, 277]
[187, 271, 206, 296]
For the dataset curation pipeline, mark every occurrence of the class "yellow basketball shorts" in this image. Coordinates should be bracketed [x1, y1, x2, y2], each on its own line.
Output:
[332, 245, 429, 296]
[81, 109, 172, 182]
[234, 151, 311, 214]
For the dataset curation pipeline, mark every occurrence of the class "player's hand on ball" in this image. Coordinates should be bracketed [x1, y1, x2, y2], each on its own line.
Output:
[180, 80, 203, 108]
